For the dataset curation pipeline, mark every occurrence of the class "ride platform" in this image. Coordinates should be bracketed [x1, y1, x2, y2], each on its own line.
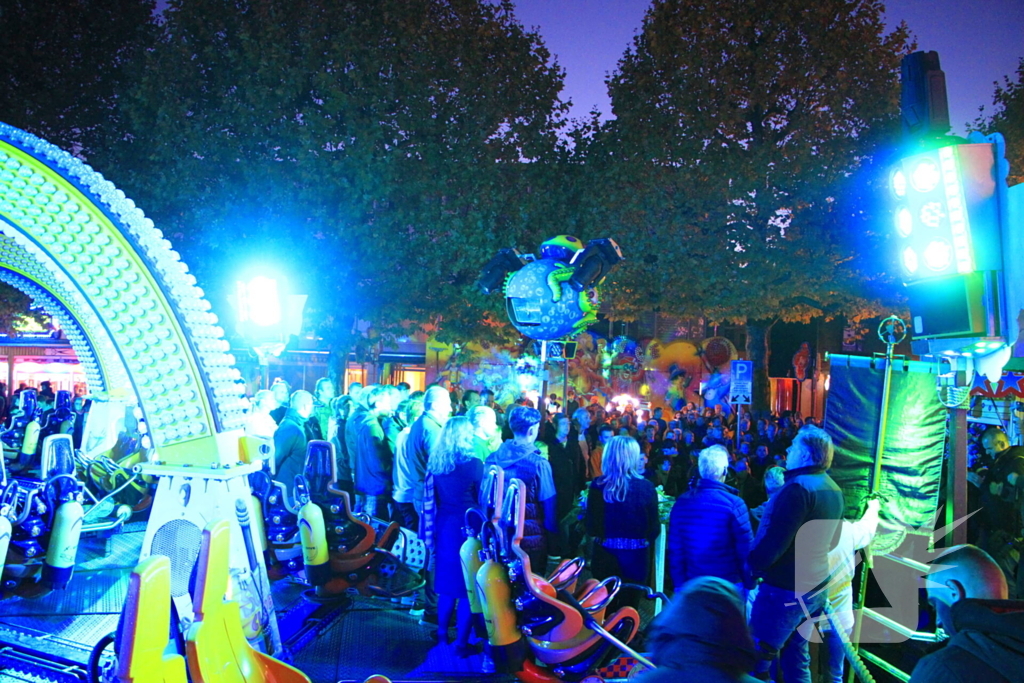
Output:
[0, 522, 516, 683]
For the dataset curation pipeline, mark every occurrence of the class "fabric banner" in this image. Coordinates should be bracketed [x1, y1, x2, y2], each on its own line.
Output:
[825, 362, 945, 551]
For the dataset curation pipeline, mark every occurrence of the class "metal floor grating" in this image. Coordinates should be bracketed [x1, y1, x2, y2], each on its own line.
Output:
[292, 596, 515, 683]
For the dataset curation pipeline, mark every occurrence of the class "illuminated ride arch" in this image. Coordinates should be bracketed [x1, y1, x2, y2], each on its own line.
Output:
[0, 124, 282, 651]
[0, 123, 246, 461]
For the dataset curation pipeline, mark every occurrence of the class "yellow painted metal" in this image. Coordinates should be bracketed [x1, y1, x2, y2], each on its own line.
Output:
[298, 501, 329, 567]
[186, 519, 310, 683]
[477, 558, 518, 647]
[19, 419, 39, 460]
[115, 555, 187, 683]
[459, 535, 483, 614]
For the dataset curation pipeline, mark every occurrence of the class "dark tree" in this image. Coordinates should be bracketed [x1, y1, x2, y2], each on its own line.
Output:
[593, 0, 911, 408]
[0, 0, 156, 156]
[94, 0, 570, 376]
[971, 57, 1024, 186]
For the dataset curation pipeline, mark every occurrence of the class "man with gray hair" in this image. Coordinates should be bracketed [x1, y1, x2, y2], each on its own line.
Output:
[747, 425, 844, 683]
[667, 444, 753, 594]
[399, 386, 452, 532]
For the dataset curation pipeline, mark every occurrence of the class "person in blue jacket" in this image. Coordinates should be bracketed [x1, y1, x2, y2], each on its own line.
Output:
[668, 444, 753, 596]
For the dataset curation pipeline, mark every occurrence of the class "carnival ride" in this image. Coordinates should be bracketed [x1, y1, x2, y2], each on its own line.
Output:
[0, 122, 664, 683]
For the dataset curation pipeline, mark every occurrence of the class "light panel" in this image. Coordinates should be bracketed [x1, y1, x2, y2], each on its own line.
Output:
[0, 124, 247, 455]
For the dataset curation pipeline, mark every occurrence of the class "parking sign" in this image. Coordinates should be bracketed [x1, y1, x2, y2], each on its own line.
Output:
[730, 360, 753, 405]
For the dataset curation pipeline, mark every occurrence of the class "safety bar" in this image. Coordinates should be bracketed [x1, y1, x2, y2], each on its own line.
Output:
[861, 608, 946, 642]
[880, 553, 931, 574]
[858, 650, 910, 682]
[82, 504, 131, 534]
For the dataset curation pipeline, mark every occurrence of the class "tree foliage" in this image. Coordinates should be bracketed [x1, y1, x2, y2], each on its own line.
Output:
[590, 0, 910, 325]
[94, 0, 569, 353]
[580, 0, 912, 407]
[0, 0, 156, 156]
[971, 57, 1024, 186]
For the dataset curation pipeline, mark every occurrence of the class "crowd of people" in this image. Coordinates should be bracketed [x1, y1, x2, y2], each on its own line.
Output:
[244, 378, 1024, 683]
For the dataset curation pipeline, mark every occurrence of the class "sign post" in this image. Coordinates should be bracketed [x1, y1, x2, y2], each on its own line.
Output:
[730, 360, 753, 450]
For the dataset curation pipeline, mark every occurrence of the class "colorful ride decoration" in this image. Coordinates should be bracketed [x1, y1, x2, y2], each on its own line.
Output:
[0, 123, 246, 463]
[478, 235, 623, 342]
[0, 124, 280, 649]
[466, 466, 646, 681]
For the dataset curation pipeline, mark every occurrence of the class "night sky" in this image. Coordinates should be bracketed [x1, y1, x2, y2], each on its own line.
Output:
[513, 0, 1024, 134]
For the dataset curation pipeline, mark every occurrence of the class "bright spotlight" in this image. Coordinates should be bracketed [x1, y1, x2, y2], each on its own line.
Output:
[902, 247, 919, 274]
[895, 208, 913, 237]
[910, 159, 940, 193]
[890, 168, 907, 198]
[923, 240, 952, 272]
[236, 275, 281, 327]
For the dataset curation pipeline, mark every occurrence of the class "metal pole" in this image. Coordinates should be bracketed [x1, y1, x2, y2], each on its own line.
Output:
[945, 365, 969, 547]
[562, 350, 569, 414]
[847, 316, 902, 682]
[539, 340, 548, 413]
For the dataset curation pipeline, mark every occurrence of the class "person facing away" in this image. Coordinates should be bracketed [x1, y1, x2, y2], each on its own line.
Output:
[422, 416, 484, 657]
[329, 395, 355, 498]
[272, 390, 313, 489]
[668, 444, 753, 593]
[640, 576, 761, 683]
[747, 425, 844, 683]
[244, 389, 278, 441]
[391, 396, 425, 532]
[396, 386, 451, 533]
[467, 405, 501, 461]
[585, 435, 660, 587]
[482, 405, 557, 573]
[351, 384, 397, 520]
[910, 544, 1024, 683]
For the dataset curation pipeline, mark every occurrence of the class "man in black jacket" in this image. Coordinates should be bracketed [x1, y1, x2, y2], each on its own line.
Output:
[910, 544, 1024, 682]
[747, 425, 843, 683]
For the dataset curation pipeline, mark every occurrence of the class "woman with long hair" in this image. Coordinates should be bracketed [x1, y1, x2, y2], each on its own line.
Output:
[585, 436, 660, 594]
[425, 415, 483, 656]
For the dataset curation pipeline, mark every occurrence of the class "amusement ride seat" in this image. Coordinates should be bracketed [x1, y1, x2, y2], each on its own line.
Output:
[185, 519, 310, 683]
[115, 554, 187, 683]
[499, 478, 640, 677]
[297, 440, 421, 598]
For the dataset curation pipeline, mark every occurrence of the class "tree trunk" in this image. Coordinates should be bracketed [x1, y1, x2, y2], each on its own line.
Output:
[745, 318, 773, 413]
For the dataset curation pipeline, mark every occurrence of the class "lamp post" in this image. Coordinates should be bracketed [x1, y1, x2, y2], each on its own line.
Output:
[233, 275, 307, 391]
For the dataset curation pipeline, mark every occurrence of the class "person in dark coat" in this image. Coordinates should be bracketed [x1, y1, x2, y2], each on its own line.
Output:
[351, 385, 397, 520]
[748, 425, 844, 683]
[667, 444, 752, 594]
[424, 416, 483, 657]
[640, 576, 760, 683]
[910, 544, 1024, 683]
[272, 390, 313, 491]
[586, 436, 660, 593]
[542, 413, 585, 550]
